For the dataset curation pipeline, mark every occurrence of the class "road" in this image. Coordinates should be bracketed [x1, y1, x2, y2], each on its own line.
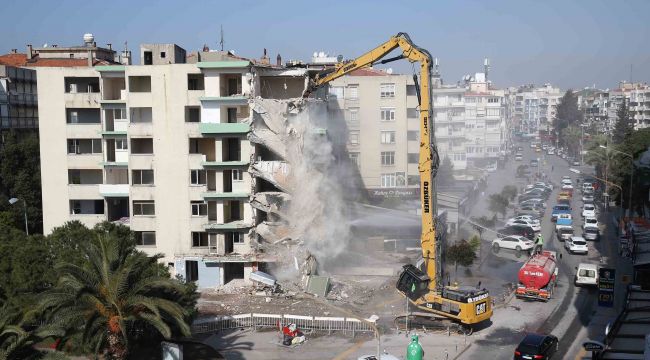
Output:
[459, 143, 605, 360]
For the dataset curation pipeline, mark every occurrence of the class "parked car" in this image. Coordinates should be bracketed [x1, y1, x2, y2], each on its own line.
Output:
[582, 204, 596, 218]
[573, 160, 581, 166]
[514, 333, 559, 360]
[515, 153, 523, 161]
[492, 235, 534, 252]
[574, 263, 598, 287]
[498, 225, 536, 240]
[556, 226, 574, 242]
[561, 184, 574, 191]
[506, 218, 542, 232]
[583, 227, 600, 241]
[565, 236, 588, 254]
[583, 217, 599, 229]
[520, 199, 546, 209]
[517, 205, 545, 217]
[582, 194, 594, 203]
[530, 159, 539, 167]
[512, 214, 541, 223]
[547, 148, 554, 155]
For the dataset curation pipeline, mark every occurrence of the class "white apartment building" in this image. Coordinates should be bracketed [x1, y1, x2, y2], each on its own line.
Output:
[329, 69, 421, 193]
[37, 44, 307, 289]
[433, 73, 507, 172]
[509, 84, 562, 136]
[610, 82, 650, 130]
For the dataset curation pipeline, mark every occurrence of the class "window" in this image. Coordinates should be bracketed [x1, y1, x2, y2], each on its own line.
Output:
[187, 74, 204, 91]
[381, 151, 395, 166]
[347, 85, 358, 99]
[349, 152, 359, 166]
[465, 97, 477, 103]
[380, 107, 395, 121]
[487, 108, 500, 117]
[67, 139, 102, 154]
[115, 138, 128, 150]
[160, 51, 166, 58]
[135, 231, 156, 246]
[407, 108, 418, 118]
[408, 175, 419, 185]
[406, 84, 417, 96]
[380, 131, 396, 144]
[108, 108, 127, 120]
[349, 131, 360, 145]
[69, 111, 78, 123]
[231, 232, 245, 244]
[232, 169, 244, 181]
[191, 201, 208, 216]
[133, 200, 155, 216]
[380, 83, 395, 98]
[191, 232, 209, 247]
[190, 169, 207, 185]
[453, 153, 466, 161]
[396, 172, 406, 186]
[488, 97, 500, 103]
[381, 173, 396, 187]
[130, 138, 153, 154]
[329, 86, 344, 99]
[348, 108, 359, 124]
[407, 131, 419, 141]
[132, 170, 154, 185]
[185, 260, 198, 282]
[407, 153, 418, 164]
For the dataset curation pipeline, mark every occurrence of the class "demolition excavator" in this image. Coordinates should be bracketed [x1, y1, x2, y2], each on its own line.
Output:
[304, 33, 492, 333]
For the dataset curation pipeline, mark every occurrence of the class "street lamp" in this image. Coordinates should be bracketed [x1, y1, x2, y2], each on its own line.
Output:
[599, 145, 635, 217]
[8, 197, 29, 235]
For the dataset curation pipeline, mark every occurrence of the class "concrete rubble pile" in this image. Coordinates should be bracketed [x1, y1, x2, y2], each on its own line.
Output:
[248, 97, 353, 294]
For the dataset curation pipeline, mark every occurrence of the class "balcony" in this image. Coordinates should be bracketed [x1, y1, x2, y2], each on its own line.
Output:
[200, 123, 249, 135]
[99, 184, 129, 197]
[199, 95, 248, 105]
[64, 92, 101, 108]
[202, 192, 249, 200]
[101, 119, 128, 136]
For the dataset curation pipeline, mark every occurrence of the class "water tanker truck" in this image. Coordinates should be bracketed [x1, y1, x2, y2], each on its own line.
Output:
[515, 250, 558, 302]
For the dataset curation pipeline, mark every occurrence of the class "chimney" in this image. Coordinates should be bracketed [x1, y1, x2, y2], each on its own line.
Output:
[10, 49, 17, 54]
[26, 44, 33, 60]
[88, 50, 93, 67]
[107, 43, 112, 51]
[276, 53, 282, 67]
[260, 48, 269, 64]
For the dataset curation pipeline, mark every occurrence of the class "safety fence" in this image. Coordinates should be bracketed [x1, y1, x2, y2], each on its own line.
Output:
[191, 313, 375, 336]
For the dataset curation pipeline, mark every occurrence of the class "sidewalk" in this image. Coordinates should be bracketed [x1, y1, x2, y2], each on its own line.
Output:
[570, 207, 634, 359]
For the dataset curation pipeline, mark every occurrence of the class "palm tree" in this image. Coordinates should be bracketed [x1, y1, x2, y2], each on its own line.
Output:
[40, 234, 191, 359]
[0, 304, 62, 360]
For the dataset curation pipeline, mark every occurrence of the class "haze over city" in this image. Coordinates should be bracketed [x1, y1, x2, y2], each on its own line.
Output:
[1, 0, 649, 89]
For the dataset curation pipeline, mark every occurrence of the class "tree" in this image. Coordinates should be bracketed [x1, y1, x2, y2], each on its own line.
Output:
[553, 90, 582, 148]
[447, 240, 476, 279]
[612, 98, 633, 144]
[0, 304, 65, 360]
[437, 156, 454, 187]
[488, 193, 509, 218]
[40, 233, 193, 359]
[500, 185, 518, 202]
[0, 131, 42, 234]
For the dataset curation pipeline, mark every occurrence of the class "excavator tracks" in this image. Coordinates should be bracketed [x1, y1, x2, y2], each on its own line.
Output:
[394, 313, 473, 335]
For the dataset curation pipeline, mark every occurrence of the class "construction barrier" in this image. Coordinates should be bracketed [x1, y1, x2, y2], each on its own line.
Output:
[191, 313, 375, 336]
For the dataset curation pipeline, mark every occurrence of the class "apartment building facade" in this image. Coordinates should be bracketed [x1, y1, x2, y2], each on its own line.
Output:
[329, 69, 421, 194]
[37, 45, 305, 289]
[433, 74, 508, 173]
[0, 64, 38, 133]
[508, 84, 562, 137]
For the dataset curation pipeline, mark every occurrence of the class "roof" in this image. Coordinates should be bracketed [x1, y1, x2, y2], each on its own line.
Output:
[0, 52, 117, 67]
[520, 333, 546, 346]
[349, 68, 393, 76]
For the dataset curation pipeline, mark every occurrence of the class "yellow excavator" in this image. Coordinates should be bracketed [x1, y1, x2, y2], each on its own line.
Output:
[304, 32, 493, 333]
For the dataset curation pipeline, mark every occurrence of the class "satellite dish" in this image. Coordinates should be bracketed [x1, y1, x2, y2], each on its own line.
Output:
[337, 54, 343, 63]
[386, 68, 393, 74]
[43, 43, 48, 48]
[313, 52, 318, 58]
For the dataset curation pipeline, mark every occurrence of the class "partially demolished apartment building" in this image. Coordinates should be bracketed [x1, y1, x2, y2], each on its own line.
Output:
[37, 42, 315, 288]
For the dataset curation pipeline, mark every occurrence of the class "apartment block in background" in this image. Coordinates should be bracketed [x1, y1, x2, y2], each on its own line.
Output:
[0, 64, 37, 133]
[329, 69, 420, 193]
[37, 43, 306, 289]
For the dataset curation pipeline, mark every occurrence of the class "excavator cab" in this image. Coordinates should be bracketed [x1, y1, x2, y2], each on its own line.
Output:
[396, 264, 430, 301]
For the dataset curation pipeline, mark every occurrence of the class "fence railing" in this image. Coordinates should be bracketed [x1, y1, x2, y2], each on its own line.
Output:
[192, 313, 375, 336]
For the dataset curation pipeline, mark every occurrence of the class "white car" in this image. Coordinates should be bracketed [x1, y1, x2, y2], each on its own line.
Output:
[562, 184, 574, 191]
[582, 194, 594, 203]
[565, 236, 589, 254]
[515, 154, 523, 161]
[582, 204, 596, 218]
[506, 218, 542, 232]
[575, 263, 598, 286]
[583, 217, 599, 230]
[513, 214, 541, 223]
[492, 235, 535, 252]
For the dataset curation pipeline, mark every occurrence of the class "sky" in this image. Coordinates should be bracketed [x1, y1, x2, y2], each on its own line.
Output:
[1, 0, 649, 90]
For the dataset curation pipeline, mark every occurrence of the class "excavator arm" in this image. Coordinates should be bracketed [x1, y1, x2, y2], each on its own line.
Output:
[305, 32, 441, 290]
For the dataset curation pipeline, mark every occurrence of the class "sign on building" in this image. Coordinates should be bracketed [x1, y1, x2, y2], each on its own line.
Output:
[598, 267, 615, 307]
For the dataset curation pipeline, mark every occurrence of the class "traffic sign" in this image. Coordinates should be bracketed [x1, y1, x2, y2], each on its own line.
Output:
[598, 268, 615, 307]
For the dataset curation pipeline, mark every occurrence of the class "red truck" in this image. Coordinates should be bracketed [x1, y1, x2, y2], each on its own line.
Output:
[515, 250, 558, 302]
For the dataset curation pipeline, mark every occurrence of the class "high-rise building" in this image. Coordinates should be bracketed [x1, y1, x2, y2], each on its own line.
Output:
[36, 43, 307, 288]
[0, 64, 37, 133]
[507, 84, 562, 137]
